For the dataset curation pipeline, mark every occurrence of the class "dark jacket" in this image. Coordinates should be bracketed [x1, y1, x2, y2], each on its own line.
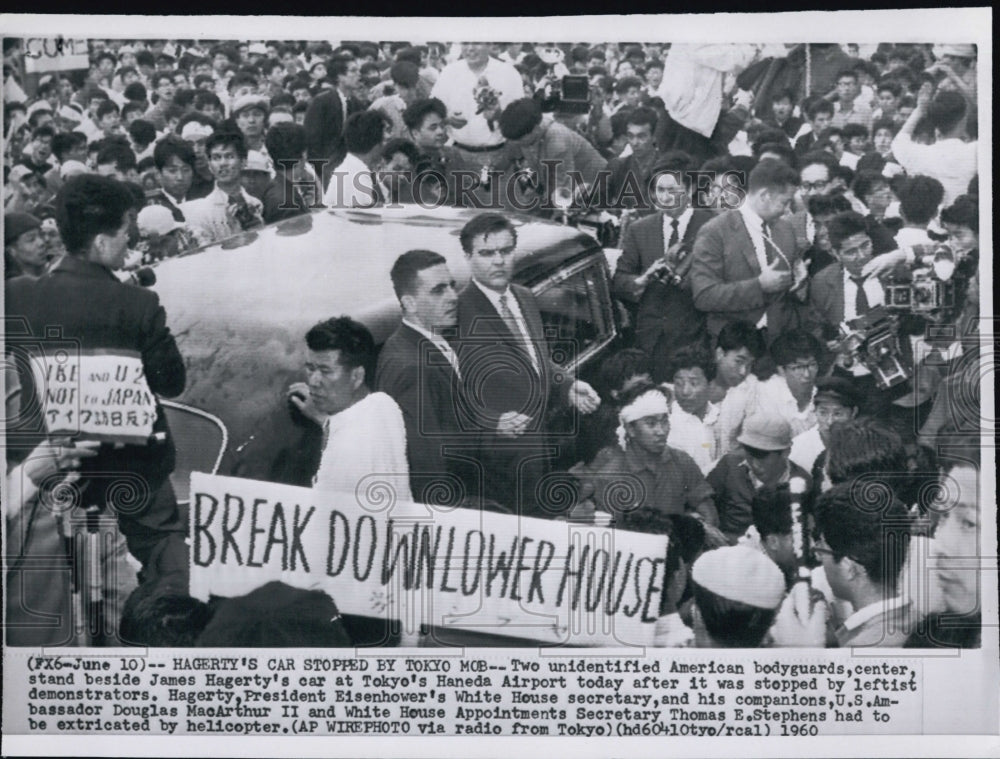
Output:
[5, 256, 186, 565]
[303, 89, 363, 189]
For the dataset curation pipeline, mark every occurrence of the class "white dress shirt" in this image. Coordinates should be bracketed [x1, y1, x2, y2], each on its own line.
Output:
[472, 279, 540, 374]
[666, 397, 721, 475]
[313, 391, 413, 503]
[180, 185, 263, 247]
[891, 133, 977, 205]
[747, 374, 817, 437]
[789, 425, 824, 472]
[738, 203, 771, 329]
[662, 207, 694, 252]
[431, 57, 524, 148]
[322, 153, 379, 209]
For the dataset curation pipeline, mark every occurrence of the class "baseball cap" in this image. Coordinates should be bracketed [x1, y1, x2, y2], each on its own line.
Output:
[9, 165, 36, 183]
[692, 545, 786, 610]
[737, 415, 792, 451]
[814, 376, 862, 410]
[4, 212, 42, 245]
[231, 93, 269, 117]
[195, 581, 352, 647]
[137, 205, 184, 237]
[60, 159, 90, 179]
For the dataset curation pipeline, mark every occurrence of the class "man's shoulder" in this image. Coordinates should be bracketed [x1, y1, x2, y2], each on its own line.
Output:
[697, 209, 741, 237]
[812, 262, 843, 287]
[665, 445, 704, 474]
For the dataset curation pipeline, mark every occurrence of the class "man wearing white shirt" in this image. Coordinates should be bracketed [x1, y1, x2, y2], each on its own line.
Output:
[322, 111, 389, 209]
[376, 251, 471, 504]
[662, 345, 722, 475]
[431, 43, 523, 170]
[789, 377, 860, 473]
[746, 330, 822, 438]
[288, 317, 411, 503]
[891, 86, 976, 206]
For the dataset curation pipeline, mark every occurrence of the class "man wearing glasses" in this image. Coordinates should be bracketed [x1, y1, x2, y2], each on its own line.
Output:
[455, 213, 600, 514]
[745, 330, 824, 438]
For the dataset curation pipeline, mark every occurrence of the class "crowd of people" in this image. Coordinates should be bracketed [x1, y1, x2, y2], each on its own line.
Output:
[4, 38, 984, 649]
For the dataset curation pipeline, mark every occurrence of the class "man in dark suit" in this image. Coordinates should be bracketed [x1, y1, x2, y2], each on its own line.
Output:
[605, 107, 662, 211]
[376, 250, 471, 505]
[454, 213, 601, 515]
[303, 58, 364, 190]
[690, 159, 808, 344]
[5, 174, 186, 576]
[614, 154, 713, 380]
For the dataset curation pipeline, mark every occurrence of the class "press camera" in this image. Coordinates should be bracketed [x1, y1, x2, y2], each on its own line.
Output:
[836, 306, 910, 389]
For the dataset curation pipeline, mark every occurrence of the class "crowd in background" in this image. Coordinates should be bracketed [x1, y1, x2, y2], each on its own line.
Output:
[3, 38, 984, 650]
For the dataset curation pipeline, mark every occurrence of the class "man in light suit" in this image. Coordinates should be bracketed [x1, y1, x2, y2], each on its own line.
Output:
[455, 213, 600, 515]
[613, 153, 713, 380]
[376, 250, 472, 505]
[690, 159, 807, 345]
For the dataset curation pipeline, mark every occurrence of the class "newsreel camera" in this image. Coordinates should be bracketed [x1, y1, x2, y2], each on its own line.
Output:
[534, 45, 591, 115]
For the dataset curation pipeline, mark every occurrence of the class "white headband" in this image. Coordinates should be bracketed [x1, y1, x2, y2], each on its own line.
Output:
[616, 390, 670, 450]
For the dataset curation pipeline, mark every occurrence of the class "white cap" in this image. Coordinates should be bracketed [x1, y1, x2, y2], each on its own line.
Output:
[243, 150, 273, 176]
[180, 121, 214, 141]
[137, 205, 184, 237]
[60, 160, 90, 179]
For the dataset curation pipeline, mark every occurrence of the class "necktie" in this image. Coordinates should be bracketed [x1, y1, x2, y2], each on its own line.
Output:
[668, 218, 680, 249]
[369, 172, 384, 205]
[761, 221, 776, 265]
[852, 276, 870, 315]
[498, 292, 538, 373]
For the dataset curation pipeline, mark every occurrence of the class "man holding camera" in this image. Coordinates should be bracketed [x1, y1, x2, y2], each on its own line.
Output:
[613, 155, 712, 381]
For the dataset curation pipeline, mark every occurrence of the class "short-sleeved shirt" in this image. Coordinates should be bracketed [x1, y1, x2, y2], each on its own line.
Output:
[577, 443, 715, 519]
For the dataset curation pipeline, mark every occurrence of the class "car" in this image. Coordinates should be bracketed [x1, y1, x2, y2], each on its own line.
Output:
[150, 205, 619, 501]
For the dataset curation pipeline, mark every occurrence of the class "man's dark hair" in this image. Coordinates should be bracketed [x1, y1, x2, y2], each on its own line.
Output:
[56, 174, 134, 256]
[826, 418, 908, 485]
[205, 129, 248, 160]
[265, 121, 307, 167]
[841, 123, 869, 143]
[691, 579, 779, 647]
[121, 101, 145, 121]
[716, 320, 766, 358]
[625, 106, 657, 133]
[27, 108, 52, 128]
[305, 316, 377, 386]
[752, 486, 794, 539]
[193, 90, 223, 112]
[459, 213, 517, 255]
[870, 117, 898, 137]
[51, 131, 87, 162]
[799, 150, 837, 179]
[597, 347, 651, 400]
[123, 82, 148, 103]
[667, 343, 717, 383]
[30, 124, 56, 142]
[755, 141, 797, 169]
[936, 432, 980, 474]
[898, 175, 945, 226]
[150, 71, 175, 90]
[96, 141, 137, 173]
[770, 329, 822, 368]
[193, 73, 215, 89]
[748, 158, 800, 193]
[826, 210, 869, 250]
[806, 98, 835, 120]
[270, 92, 296, 110]
[135, 49, 155, 68]
[927, 90, 968, 134]
[382, 137, 420, 166]
[390, 249, 447, 300]
[851, 170, 889, 204]
[835, 67, 859, 83]
[227, 71, 259, 95]
[831, 162, 854, 188]
[127, 118, 157, 148]
[807, 192, 852, 219]
[771, 87, 795, 104]
[153, 135, 196, 172]
[815, 481, 911, 588]
[119, 572, 211, 647]
[498, 98, 544, 141]
[649, 150, 697, 192]
[329, 58, 352, 85]
[645, 58, 665, 72]
[939, 194, 978, 234]
[615, 75, 643, 94]
[173, 88, 197, 110]
[339, 110, 385, 155]
[876, 79, 903, 98]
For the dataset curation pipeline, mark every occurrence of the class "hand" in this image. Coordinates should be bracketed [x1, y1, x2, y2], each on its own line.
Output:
[23, 440, 100, 487]
[568, 380, 601, 414]
[789, 258, 809, 300]
[286, 382, 327, 427]
[638, 258, 670, 287]
[770, 581, 829, 647]
[497, 411, 533, 438]
[758, 259, 793, 293]
[732, 88, 754, 110]
[916, 81, 934, 111]
[861, 248, 909, 279]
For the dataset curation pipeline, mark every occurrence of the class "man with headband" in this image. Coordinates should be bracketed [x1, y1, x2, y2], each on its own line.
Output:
[573, 382, 716, 526]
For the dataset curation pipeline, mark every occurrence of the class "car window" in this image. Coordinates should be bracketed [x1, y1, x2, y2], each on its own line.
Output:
[161, 400, 228, 505]
[532, 255, 617, 372]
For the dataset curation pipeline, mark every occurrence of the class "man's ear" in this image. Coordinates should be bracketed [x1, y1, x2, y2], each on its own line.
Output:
[399, 293, 416, 316]
[350, 364, 366, 391]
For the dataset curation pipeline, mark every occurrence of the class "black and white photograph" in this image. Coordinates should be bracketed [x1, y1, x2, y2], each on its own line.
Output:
[1, 10, 995, 757]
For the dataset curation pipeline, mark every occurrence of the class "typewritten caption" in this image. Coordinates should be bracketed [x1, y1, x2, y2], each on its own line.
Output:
[7, 653, 922, 736]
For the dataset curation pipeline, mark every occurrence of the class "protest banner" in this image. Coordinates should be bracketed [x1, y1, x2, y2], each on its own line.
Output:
[28, 348, 158, 445]
[22, 38, 90, 74]
[190, 472, 669, 647]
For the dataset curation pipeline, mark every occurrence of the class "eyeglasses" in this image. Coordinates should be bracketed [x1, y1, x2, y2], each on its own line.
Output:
[476, 246, 516, 259]
[801, 180, 829, 192]
[784, 360, 819, 374]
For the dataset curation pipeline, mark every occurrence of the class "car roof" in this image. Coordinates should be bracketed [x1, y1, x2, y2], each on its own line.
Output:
[152, 205, 600, 348]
